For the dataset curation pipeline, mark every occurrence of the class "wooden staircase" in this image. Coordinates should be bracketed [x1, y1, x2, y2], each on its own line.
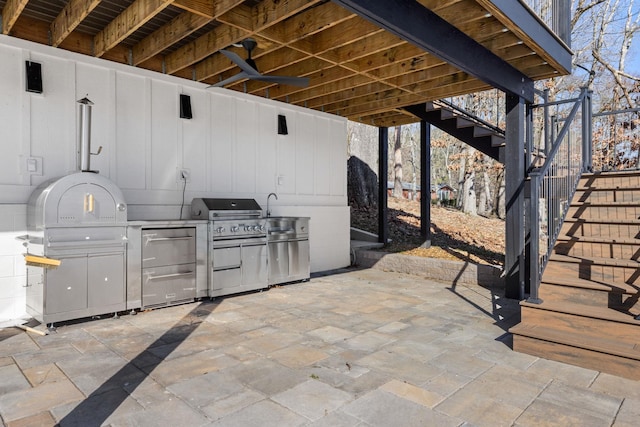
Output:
[510, 171, 640, 380]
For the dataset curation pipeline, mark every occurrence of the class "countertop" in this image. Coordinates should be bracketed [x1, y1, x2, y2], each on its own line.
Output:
[127, 219, 208, 227]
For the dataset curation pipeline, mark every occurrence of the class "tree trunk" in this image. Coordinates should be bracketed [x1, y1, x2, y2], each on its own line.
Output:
[457, 147, 467, 210]
[496, 169, 506, 219]
[393, 126, 403, 198]
[478, 155, 493, 216]
[462, 168, 477, 215]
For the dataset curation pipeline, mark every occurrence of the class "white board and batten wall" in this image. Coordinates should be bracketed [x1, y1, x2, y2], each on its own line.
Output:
[0, 35, 350, 324]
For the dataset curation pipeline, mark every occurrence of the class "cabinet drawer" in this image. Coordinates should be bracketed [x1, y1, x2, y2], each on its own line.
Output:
[142, 228, 195, 268]
[142, 263, 196, 307]
[212, 246, 241, 270]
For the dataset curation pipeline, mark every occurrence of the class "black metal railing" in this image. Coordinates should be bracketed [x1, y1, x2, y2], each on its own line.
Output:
[526, 87, 592, 303]
[591, 108, 640, 172]
[435, 98, 505, 135]
[521, 0, 571, 47]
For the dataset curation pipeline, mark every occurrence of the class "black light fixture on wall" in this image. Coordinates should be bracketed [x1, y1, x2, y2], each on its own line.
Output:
[179, 94, 192, 119]
[277, 114, 288, 135]
[25, 61, 43, 94]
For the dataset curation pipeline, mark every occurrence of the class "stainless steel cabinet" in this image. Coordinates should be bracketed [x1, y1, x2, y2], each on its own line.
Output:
[210, 237, 268, 297]
[267, 217, 310, 286]
[126, 221, 208, 311]
[28, 249, 126, 324]
[141, 228, 196, 309]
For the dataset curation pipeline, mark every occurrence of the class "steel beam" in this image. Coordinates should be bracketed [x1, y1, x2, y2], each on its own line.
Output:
[420, 120, 431, 247]
[333, 0, 534, 102]
[505, 94, 526, 299]
[378, 127, 388, 244]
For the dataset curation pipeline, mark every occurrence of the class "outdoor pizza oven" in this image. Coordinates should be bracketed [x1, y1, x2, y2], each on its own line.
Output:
[23, 98, 128, 326]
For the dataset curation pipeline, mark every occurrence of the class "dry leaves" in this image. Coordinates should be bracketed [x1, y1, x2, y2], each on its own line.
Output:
[351, 197, 505, 266]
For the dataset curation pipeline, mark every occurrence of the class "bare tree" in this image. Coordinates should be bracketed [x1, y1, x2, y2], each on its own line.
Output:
[393, 126, 403, 198]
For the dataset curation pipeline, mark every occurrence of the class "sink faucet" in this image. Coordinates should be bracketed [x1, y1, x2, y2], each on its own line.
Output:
[267, 193, 278, 217]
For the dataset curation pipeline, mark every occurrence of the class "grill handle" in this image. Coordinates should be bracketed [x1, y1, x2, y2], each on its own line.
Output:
[146, 271, 194, 280]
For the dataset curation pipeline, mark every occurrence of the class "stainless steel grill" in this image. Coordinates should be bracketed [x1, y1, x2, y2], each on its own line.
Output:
[191, 198, 268, 297]
[24, 98, 128, 325]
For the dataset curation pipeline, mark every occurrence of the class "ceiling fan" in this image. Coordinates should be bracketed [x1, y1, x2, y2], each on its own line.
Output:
[209, 38, 310, 88]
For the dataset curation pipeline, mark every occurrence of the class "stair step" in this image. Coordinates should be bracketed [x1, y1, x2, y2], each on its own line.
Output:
[550, 253, 640, 268]
[543, 271, 640, 293]
[546, 255, 640, 285]
[425, 101, 440, 112]
[490, 134, 504, 147]
[566, 203, 640, 221]
[560, 218, 640, 239]
[557, 235, 640, 245]
[554, 235, 640, 259]
[519, 299, 640, 344]
[574, 188, 640, 203]
[581, 170, 640, 182]
[456, 117, 475, 128]
[473, 126, 493, 137]
[539, 274, 639, 307]
[440, 109, 455, 119]
[510, 323, 640, 380]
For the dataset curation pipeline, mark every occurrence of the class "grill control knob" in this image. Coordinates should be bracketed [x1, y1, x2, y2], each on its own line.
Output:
[231, 226, 239, 232]
[244, 225, 252, 232]
[215, 226, 225, 233]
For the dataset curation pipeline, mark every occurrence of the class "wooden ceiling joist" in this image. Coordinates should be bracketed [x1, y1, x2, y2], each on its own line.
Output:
[165, 0, 319, 74]
[1, 0, 29, 35]
[172, 0, 214, 18]
[132, 11, 210, 65]
[50, 0, 101, 47]
[132, 0, 246, 66]
[94, 0, 174, 58]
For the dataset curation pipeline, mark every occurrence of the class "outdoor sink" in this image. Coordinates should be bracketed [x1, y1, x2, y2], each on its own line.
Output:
[265, 216, 308, 241]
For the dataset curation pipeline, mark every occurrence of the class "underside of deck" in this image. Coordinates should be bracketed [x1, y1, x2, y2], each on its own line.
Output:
[0, 0, 571, 127]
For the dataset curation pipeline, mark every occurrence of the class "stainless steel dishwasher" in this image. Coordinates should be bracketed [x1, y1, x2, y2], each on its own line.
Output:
[267, 217, 310, 285]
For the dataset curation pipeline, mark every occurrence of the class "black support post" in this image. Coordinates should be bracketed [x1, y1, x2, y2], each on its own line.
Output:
[378, 127, 388, 244]
[505, 94, 526, 299]
[420, 120, 431, 247]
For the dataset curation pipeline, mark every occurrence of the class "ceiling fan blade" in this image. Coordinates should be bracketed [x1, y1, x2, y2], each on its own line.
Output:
[220, 50, 260, 76]
[208, 71, 250, 88]
[254, 75, 310, 87]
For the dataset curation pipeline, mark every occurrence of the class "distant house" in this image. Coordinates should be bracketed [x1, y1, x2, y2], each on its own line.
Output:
[435, 184, 456, 202]
[387, 181, 421, 199]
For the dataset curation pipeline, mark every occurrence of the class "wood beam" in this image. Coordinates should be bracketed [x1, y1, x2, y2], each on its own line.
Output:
[1, 0, 29, 35]
[260, 1, 352, 44]
[252, 0, 323, 33]
[172, 0, 213, 18]
[94, 0, 174, 58]
[302, 17, 379, 57]
[475, 0, 572, 73]
[166, 0, 320, 74]
[50, 0, 101, 47]
[216, 4, 252, 30]
[165, 24, 248, 74]
[132, 12, 210, 65]
[135, 0, 245, 67]
[333, 0, 534, 101]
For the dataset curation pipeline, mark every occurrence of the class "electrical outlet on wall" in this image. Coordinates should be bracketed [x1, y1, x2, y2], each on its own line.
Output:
[176, 168, 191, 182]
